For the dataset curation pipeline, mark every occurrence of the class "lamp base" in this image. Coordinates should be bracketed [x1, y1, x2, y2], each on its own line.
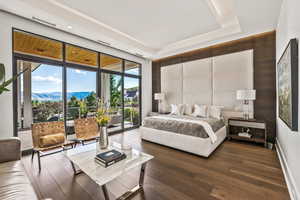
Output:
[243, 113, 250, 120]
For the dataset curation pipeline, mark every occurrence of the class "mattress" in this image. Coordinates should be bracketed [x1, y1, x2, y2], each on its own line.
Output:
[142, 114, 225, 139]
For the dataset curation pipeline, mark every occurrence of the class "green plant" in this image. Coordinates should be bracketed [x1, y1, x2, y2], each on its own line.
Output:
[79, 101, 88, 118]
[124, 107, 139, 125]
[110, 75, 122, 107]
[96, 99, 111, 126]
[0, 63, 27, 95]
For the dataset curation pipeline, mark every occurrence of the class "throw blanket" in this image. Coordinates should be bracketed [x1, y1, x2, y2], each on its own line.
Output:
[143, 115, 223, 144]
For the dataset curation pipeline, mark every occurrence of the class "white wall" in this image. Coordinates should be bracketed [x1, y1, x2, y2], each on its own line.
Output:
[276, 0, 300, 198]
[0, 11, 152, 139]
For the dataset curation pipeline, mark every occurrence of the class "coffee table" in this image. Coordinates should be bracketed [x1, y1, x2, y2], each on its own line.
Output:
[64, 142, 153, 200]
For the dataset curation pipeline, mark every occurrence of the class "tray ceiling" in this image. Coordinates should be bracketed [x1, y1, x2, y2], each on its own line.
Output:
[0, 0, 282, 59]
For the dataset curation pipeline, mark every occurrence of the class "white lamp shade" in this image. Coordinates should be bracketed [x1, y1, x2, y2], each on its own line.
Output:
[154, 93, 165, 100]
[236, 90, 256, 100]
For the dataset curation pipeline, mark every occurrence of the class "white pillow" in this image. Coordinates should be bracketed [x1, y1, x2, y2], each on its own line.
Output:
[184, 104, 193, 115]
[170, 104, 185, 116]
[209, 106, 224, 119]
[192, 104, 207, 117]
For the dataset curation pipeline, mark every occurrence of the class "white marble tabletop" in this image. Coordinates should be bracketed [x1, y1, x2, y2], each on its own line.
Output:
[64, 142, 153, 186]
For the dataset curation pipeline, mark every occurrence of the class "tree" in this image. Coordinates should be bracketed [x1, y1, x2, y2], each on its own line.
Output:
[68, 96, 80, 119]
[110, 75, 122, 108]
[86, 91, 97, 112]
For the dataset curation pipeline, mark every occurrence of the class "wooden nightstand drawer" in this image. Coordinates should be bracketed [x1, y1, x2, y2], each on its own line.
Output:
[229, 120, 266, 129]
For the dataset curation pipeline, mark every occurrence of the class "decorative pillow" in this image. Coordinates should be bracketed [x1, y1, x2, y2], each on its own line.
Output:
[39, 133, 65, 148]
[209, 106, 224, 119]
[184, 104, 193, 115]
[170, 104, 185, 116]
[192, 104, 207, 117]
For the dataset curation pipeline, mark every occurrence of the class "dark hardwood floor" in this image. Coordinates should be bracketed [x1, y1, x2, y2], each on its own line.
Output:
[22, 130, 290, 200]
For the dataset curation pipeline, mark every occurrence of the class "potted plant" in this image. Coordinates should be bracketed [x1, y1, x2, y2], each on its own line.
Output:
[96, 99, 111, 149]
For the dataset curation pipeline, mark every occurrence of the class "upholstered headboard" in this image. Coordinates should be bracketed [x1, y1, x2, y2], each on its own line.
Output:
[161, 49, 254, 116]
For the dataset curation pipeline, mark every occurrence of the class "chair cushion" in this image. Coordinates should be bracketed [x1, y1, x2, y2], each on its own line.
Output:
[39, 133, 65, 148]
[0, 161, 38, 200]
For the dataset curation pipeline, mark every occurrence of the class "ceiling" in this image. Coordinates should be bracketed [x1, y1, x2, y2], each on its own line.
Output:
[0, 0, 283, 60]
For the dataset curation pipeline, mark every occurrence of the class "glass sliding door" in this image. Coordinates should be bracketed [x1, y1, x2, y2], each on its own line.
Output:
[124, 77, 140, 128]
[31, 64, 63, 123]
[17, 60, 64, 128]
[66, 67, 97, 135]
[101, 72, 123, 132]
[16, 60, 63, 150]
[13, 30, 143, 140]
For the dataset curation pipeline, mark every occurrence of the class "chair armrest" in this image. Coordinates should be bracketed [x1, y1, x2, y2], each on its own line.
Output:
[0, 137, 21, 163]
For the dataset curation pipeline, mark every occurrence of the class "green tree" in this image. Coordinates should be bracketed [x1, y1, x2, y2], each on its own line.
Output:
[68, 96, 80, 119]
[110, 75, 122, 108]
[86, 91, 97, 112]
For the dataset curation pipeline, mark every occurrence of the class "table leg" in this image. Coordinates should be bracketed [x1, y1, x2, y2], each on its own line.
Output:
[102, 185, 110, 200]
[139, 163, 147, 187]
[70, 161, 82, 175]
[116, 163, 147, 200]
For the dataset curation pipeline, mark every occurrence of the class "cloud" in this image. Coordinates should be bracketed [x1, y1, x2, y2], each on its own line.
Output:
[32, 76, 62, 84]
[75, 69, 87, 75]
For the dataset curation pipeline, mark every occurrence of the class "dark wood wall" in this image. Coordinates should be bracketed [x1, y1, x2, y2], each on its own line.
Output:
[152, 31, 277, 143]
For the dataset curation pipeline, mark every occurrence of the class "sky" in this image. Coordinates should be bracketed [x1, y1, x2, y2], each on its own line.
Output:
[31, 64, 139, 93]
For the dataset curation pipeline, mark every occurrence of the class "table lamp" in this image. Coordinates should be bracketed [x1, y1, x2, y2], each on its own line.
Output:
[236, 90, 256, 119]
[154, 93, 165, 113]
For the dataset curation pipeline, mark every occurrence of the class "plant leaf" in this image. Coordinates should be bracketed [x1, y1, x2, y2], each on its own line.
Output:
[0, 68, 28, 95]
[0, 63, 5, 84]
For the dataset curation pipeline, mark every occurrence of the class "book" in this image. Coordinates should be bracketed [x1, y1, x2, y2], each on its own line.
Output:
[95, 150, 127, 168]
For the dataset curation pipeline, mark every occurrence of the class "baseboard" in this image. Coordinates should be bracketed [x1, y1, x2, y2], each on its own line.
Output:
[276, 138, 300, 200]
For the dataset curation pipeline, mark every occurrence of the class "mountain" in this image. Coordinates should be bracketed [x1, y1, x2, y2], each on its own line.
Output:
[32, 91, 94, 101]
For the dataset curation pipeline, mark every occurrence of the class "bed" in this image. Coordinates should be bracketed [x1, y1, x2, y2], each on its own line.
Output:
[140, 114, 227, 157]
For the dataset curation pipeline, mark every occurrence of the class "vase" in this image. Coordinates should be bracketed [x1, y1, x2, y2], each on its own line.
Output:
[99, 126, 109, 149]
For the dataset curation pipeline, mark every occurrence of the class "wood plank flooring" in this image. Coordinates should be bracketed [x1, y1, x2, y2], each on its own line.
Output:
[22, 130, 290, 200]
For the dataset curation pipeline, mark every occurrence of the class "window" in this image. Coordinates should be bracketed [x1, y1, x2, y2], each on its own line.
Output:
[17, 60, 63, 130]
[101, 73, 123, 132]
[13, 29, 142, 138]
[66, 68, 97, 134]
[100, 54, 122, 72]
[125, 61, 140, 75]
[124, 77, 140, 128]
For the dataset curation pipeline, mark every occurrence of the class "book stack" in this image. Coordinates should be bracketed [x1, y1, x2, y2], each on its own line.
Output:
[95, 149, 126, 168]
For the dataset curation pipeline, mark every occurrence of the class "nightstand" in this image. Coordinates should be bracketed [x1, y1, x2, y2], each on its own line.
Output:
[228, 118, 267, 147]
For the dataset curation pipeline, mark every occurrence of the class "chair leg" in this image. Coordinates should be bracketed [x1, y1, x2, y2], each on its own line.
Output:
[37, 151, 41, 171]
[31, 150, 35, 161]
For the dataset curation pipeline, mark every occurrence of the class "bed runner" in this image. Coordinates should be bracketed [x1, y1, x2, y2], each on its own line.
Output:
[150, 116, 218, 144]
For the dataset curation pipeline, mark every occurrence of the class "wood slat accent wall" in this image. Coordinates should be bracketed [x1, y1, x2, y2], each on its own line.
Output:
[152, 31, 277, 143]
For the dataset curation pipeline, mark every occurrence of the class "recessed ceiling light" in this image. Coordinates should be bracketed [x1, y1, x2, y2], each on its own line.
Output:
[67, 25, 72, 29]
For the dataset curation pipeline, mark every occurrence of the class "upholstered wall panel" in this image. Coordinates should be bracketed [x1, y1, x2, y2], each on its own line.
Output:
[161, 50, 253, 111]
[182, 58, 212, 105]
[212, 50, 254, 110]
[161, 64, 183, 106]
[153, 31, 276, 143]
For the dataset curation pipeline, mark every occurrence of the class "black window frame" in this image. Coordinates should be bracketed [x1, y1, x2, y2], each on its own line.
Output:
[12, 28, 142, 137]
